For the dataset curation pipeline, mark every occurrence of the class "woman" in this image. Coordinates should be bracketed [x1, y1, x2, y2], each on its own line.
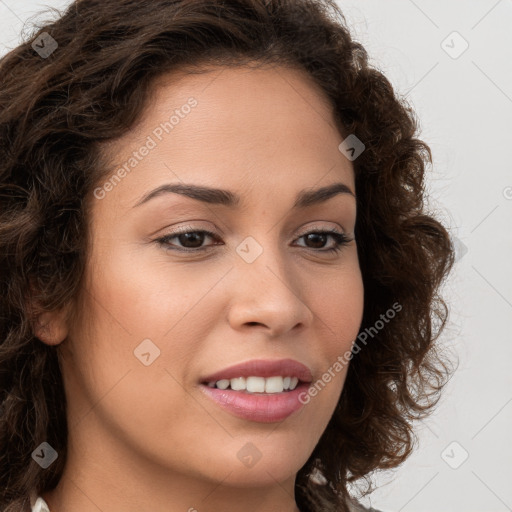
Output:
[0, 1, 455, 511]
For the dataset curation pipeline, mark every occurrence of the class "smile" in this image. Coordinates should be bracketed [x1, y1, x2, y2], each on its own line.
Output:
[205, 375, 300, 393]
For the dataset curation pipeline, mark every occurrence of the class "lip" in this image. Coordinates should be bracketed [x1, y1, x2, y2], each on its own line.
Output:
[199, 382, 311, 423]
[198, 358, 313, 423]
[200, 358, 313, 384]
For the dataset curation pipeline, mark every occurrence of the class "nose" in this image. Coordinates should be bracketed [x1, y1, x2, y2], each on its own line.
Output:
[226, 244, 315, 338]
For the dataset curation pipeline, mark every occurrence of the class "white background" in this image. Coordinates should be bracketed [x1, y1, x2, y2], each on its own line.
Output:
[1, 1, 511, 511]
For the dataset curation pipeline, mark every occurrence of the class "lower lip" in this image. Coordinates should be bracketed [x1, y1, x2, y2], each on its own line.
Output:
[199, 382, 310, 423]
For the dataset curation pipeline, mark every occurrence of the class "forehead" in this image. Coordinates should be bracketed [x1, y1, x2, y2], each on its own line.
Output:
[96, 64, 354, 212]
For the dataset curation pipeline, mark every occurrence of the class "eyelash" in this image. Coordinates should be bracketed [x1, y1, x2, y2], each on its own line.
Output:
[155, 226, 353, 255]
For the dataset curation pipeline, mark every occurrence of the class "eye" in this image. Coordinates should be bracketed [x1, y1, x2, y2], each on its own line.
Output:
[294, 228, 353, 254]
[154, 226, 353, 254]
[155, 227, 220, 253]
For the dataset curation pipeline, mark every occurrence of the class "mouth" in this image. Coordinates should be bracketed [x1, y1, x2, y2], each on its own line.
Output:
[201, 375, 303, 393]
[198, 358, 313, 423]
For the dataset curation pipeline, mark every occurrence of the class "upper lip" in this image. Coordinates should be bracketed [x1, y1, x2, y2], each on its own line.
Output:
[200, 358, 313, 384]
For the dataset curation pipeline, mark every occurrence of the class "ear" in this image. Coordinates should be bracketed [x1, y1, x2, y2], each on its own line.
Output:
[34, 307, 70, 346]
[28, 279, 71, 346]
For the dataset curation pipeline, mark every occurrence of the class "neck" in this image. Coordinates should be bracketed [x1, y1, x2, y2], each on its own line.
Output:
[41, 448, 302, 512]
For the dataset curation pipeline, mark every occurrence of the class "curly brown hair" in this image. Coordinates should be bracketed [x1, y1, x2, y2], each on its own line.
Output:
[0, 0, 455, 511]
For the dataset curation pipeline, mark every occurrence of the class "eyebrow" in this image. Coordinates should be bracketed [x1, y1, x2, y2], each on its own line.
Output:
[132, 181, 355, 209]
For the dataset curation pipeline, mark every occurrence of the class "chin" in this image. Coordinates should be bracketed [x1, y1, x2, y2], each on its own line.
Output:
[212, 463, 301, 488]
[203, 442, 309, 487]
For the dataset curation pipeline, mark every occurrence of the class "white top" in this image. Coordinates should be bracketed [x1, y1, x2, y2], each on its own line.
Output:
[30, 496, 50, 512]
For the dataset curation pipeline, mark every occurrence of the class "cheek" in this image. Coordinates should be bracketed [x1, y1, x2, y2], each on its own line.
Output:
[66, 276, 207, 456]
[85, 234, 224, 341]
[69, 240, 221, 414]
[312, 261, 365, 354]
[293, 261, 363, 415]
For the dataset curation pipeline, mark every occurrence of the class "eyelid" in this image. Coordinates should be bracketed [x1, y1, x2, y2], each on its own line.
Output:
[294, 222, 348, 236]
[158, 221, 348, 241]
[154, 222, 353, 255]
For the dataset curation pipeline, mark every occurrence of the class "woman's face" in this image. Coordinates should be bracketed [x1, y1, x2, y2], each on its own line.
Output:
[52, 65, 364, 506]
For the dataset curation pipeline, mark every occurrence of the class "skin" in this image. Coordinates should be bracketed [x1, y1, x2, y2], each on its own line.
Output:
[36, 64, 364, 512]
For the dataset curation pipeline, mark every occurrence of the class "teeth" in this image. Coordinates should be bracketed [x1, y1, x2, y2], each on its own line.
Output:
[230, 376, 246, 391]
[265, 376, 283, 393]
[207, 376, 300, 393]
[216, 379, 230, 390]
[246, 376, 265, 393]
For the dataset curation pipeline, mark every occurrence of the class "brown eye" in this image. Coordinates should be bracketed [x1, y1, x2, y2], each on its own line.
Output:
[156, 229, 219, 252]
[155, 227, 352, 255]
[294, 230, 353, 254]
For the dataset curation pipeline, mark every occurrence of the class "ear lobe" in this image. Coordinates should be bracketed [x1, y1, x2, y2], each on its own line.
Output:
[34, 308, 70, 345]
[27, 279, 70, 345]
